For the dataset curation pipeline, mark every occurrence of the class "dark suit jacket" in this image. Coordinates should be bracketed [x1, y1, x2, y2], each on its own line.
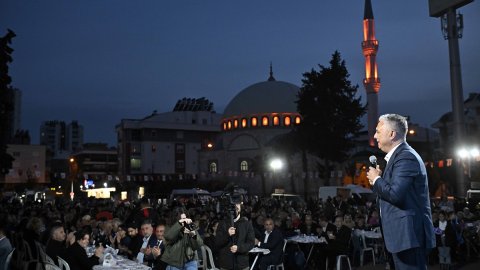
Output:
[258, 227, 284, 265]
[65, 242, 100, 270]
[142, 235, 158, 266]
[328, 225, 351, 254]
[372, 142, 435, 253]
[128, 234, 143, 259]
[317, 223, 336, 239]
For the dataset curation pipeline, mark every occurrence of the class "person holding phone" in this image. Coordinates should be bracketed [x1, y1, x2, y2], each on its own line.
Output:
[137, 219, 158, 267]
[152, 223, 167, 270]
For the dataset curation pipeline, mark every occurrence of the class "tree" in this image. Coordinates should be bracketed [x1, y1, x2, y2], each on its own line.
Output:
[296, 51, 366, 183]
[0, 29, 16, 179]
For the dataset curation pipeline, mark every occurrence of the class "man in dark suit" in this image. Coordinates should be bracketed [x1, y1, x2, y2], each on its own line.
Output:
[136, 219, 158, 267]
[315, 215, 350, 270]
[367, 114, 435, 270]
[255, 217, 285, 270]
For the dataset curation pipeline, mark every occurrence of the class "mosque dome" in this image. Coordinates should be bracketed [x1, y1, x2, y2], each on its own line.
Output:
[223, 80, 300, 118]
[221, 68, 302, 131]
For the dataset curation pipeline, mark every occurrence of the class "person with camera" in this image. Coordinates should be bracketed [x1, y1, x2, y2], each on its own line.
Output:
[216, 202, 255, 270]
[161, 210, 203, 270]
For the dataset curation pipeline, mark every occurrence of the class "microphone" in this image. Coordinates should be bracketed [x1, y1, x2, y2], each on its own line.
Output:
[369, 155, 377, 168]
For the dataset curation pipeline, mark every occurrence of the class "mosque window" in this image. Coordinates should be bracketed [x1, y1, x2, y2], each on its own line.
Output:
[223, 122, 227, 130]
[273, 116, 280, 126]
[234, 119, 239, 128]
[241, 118, 247, 128]
[295, 116, 301, 124]
[240, 160, 248, 172]
[262, 116, 269, 126]
[284, 116, 291, 126]
[251, 117, 258, 127]
[209, 162, 217, 173]
[227, 121, 232, 130]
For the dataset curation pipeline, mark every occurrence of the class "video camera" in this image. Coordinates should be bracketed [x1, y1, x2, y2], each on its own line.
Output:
[219, 184, 244, 225]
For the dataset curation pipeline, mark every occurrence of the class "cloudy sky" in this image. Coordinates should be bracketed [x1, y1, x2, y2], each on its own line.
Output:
[2, 0, 479, 145]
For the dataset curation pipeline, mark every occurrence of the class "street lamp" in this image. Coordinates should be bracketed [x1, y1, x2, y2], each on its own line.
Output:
[457, 146, 479, 178]
[270, 159, 284, 171]
[269, 158, 284, 193]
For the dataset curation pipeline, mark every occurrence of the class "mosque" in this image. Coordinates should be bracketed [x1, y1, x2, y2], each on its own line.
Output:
[198, 67, 322, 196]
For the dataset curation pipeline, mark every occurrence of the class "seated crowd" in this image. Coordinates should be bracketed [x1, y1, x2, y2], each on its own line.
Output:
[0, 192, 479, 270]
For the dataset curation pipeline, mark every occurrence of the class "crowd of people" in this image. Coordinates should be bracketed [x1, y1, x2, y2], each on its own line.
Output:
[0, 191, 479, 270]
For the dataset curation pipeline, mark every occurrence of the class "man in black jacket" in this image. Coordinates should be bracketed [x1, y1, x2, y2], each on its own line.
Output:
[46, 222, 70, 265]
[216, 202, 255, 270]
[255, 217, 285, 270]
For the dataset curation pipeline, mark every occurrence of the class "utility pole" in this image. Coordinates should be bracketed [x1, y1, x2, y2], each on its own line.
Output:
[428, 0, 474, 197]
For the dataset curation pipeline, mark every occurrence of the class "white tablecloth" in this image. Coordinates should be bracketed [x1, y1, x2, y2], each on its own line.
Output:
[92, 258, 151, 270]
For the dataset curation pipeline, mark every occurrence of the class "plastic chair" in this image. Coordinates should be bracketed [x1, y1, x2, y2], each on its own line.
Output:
[326, 254, 352, 270]
[269, 239, 288, 270]
[200, 245, 219, 270]
[198, 248, 206, 270]
[57, 256, 71, 270]
[4, 248, 14, 270]
[44, 262, 62, 270]
[359, 231, 376, 266]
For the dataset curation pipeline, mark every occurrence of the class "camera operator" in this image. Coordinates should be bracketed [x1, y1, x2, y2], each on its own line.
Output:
[215, 202, 255, 270]
[161, 210, 203, 270]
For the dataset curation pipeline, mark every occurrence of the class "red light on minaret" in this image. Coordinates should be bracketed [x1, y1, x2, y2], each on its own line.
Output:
[362, 0, 381, 146]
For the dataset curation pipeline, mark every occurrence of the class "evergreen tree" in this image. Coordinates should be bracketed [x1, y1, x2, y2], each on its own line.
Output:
[296, 51, 366, 180]
[0, 29, 16, 177]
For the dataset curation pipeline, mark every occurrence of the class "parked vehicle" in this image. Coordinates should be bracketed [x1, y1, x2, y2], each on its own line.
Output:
[170, 188, 212, 204]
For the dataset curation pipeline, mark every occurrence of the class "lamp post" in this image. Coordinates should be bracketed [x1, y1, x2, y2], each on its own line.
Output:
[269, 158, 283, 193]
[458, 147, 479, 179]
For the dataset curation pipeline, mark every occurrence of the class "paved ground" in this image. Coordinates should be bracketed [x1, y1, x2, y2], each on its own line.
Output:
[356, 259, 480, 270]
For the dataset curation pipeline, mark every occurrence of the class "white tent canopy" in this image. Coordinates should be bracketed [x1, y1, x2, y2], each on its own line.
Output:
[345, 184, 373, 194]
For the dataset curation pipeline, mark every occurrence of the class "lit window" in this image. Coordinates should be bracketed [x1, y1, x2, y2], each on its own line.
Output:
[273, 116, 279, 126]
[240, 160, 248, 172]
[284, 116, 291, 126]
[295, 116, 301, 124]
[234, 119, 238, 128]
[130, 158, 141, 170]
[241, 118, 247, 128]
[209, 162, 217, 173]
[223, 122, 227, 130]
[262, 116, 269, 126]
[228, 121, 232, 129]
[251, 117, 258, 127]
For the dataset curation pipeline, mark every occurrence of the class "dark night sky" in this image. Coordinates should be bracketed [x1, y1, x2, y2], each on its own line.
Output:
[2, 0, 479, 146]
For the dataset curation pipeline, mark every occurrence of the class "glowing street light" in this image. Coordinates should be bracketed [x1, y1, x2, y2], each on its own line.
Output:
[457, 146, 479, 178]
[103, 182, 108, 188]
[270, 159, 284, 171]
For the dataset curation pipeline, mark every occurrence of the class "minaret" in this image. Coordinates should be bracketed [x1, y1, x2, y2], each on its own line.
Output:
[362, 0, 381, 147]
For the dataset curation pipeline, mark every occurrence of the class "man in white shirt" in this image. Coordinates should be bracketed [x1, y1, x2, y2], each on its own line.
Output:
[254, 218, 284, 270]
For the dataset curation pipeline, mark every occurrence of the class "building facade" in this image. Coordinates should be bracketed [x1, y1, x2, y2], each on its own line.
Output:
[116, 98, 221, 181]
[40, 120, 84, 156]
[4, 144, 46, 184]
[70, 143, 118, 182]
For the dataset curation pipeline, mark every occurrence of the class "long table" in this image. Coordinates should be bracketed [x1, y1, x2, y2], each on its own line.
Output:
[92, 257, 151, 270]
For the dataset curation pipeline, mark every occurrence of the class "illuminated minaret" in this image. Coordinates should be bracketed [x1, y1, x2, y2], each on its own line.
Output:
[362, 0, 381, 147]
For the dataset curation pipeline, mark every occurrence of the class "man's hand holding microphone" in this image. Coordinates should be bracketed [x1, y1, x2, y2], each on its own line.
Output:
[366, 155, 382, 186]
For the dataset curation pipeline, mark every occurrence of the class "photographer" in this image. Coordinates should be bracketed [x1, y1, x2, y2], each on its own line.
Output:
[215, 202, 255, 270]
[161, 209, 203, 270]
